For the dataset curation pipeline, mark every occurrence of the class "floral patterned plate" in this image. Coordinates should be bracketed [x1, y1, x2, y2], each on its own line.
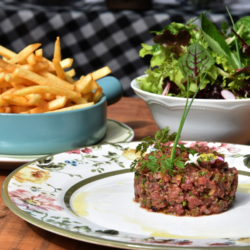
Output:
[0, 119, 134, 170]
[2, 141, 250, 250]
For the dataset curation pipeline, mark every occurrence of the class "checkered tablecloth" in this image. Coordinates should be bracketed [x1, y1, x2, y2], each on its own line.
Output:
[0, 1, 249, 96]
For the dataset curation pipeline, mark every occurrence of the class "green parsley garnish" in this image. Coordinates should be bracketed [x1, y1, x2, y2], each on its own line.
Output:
[198, 171, 208, 176]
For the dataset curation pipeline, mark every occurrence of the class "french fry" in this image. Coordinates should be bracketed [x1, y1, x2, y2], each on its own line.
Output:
[0, 37, 110, 114]
[48, 96, 67, 110]
[47, 102, 94, 113]
[5, 73, 35, 86]
[53, 37, 61, 61]
[0, 81, 12, 88]
[75, 74, 98, 94]
[0, 58, 16, 72]
[92, 86, 103, 103]
[35, 49, 43, 62]
[14, 85, 80, 100]
[47, 58, 74, 72]
[38, 71, 74, 90]
[53, 58, 66, 80]
[65, 69, 75, 77]
[0, 72, 5, 82]
[12, 106, 32, 113]
[0, 46, 27, 65]
[92, 66, 111, 80]
[5, 73, 21, 83]
[0, 87, 21, 107]
[10, 83, 27, 89]
[82, 92, 94, 102]
[83, 79, 98, 95]
[27, 96, 67, 114]
[71, 97, 88, 104]
[8, 43, 41, 64]
[60, 58, 73, 69]
[0, 45, 17, 60]
[27, 53, 37, 65]
[65, 74, 75, 84]
[13, 68, 75, 91]
[75, 74, 91, 93]
[1, 94, 31, 106]
[26, 94, 47, 107]
[0, 98, 7, 107]
[42, 93, 55, 101]
[0, 87, 15, 95]
[21, 61, 49, 72]
[4, 106, 12, 113]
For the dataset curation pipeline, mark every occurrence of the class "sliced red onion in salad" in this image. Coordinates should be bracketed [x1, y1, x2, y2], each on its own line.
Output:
[162, 82, 170, 96]
[221, 90, 236, 99]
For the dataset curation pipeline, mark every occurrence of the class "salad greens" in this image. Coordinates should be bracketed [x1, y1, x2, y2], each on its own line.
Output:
[139, 10, 250, 99]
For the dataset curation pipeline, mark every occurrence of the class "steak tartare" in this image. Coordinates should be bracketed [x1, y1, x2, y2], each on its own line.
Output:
[134, 144, 238, 216]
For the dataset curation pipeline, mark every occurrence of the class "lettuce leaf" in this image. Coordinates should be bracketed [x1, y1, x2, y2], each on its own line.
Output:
[201, 14, 238, 69]
[234, 16, 250, 45]
[178, 43, 214, 79]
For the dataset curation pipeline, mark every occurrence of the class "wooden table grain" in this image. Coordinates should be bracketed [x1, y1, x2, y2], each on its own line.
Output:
[0, 97, 158, 250]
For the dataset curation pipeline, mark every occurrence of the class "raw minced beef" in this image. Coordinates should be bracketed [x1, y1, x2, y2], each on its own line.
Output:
[134, 145, 238, 216]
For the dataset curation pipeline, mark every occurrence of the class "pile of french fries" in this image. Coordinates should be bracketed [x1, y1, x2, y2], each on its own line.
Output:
[0, 37, 111, 114]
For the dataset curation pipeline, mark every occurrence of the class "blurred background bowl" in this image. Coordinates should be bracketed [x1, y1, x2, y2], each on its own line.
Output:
[131, 76, 250, 144]
[0, 76, 123, 155]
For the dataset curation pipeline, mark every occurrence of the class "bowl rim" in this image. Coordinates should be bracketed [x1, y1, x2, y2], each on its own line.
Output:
[0, 95, 107, 117]
[131, 75, 250, 103]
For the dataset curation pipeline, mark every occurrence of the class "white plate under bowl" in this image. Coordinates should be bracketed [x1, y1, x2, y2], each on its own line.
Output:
[0, 119, 134, 170]
[2, 141, 250, 249]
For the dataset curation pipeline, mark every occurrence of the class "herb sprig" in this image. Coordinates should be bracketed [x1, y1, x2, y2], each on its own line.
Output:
[226, 6, 242, 69]
[131, 43, 211, 174]
[131, 12, 217, 175]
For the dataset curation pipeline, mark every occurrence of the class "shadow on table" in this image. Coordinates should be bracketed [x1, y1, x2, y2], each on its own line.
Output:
[1, 162, 25, 171]
[125, 120, 155, 130]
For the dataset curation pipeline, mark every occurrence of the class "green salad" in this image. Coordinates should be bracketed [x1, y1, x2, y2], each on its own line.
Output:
[139, 10, 250, 99]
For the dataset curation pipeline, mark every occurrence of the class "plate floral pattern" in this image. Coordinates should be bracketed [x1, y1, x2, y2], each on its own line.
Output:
[3, 141, 250, 250]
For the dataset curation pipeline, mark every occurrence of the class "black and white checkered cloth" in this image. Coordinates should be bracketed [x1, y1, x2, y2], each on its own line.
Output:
[0, 0, 249, 96]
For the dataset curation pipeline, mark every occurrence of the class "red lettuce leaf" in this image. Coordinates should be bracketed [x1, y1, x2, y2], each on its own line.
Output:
[178, 43, 214, 79]
[153, 30, 191, 56]
[234, 65, 250, 75]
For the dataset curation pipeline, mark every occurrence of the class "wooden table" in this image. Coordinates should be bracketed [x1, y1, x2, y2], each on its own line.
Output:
[0, 97, 158, 250]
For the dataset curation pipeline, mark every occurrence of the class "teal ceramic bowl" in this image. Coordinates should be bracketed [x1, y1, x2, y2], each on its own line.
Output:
[0, 76, 123, 155]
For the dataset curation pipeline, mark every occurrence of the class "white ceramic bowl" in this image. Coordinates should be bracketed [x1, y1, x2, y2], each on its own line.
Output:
[131, 76, 250, 144]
